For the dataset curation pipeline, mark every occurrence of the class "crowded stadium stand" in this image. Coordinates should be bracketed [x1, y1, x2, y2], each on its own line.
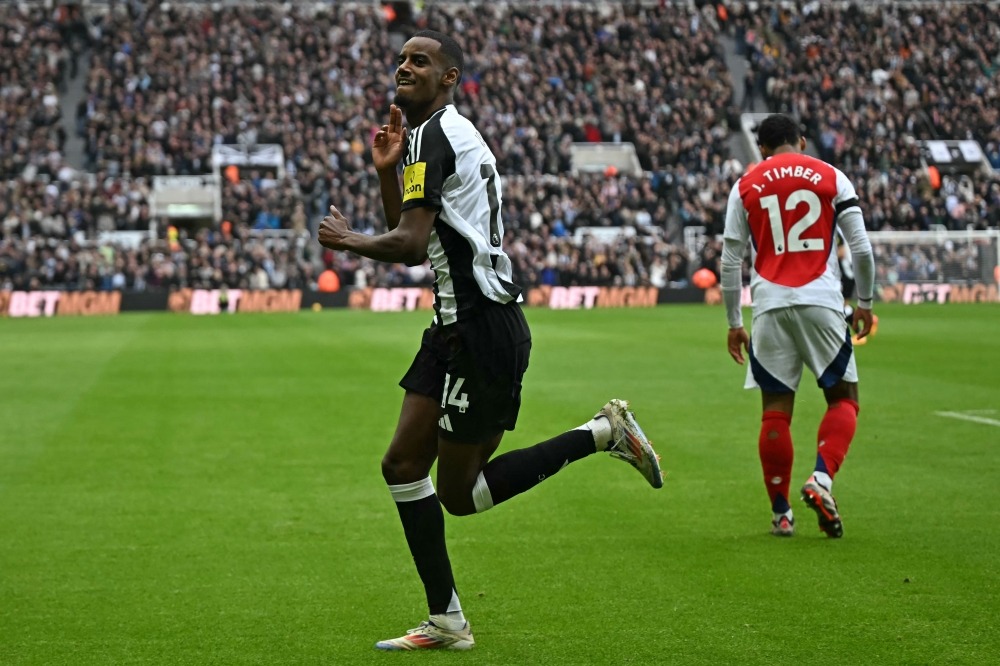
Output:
[2, 0, 998, 310]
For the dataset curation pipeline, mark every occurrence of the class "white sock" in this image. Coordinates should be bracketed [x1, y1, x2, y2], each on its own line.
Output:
[429, 612, 467, 631]
[430, 589, 466, 630]
[811, 472, 833, 492]
[472, 472, 494, 513]
[577, 417, 612, 452]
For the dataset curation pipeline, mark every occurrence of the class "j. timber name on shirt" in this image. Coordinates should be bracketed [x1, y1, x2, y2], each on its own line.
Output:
[750, 164, 823, 192]
[403, 162, 426, 202]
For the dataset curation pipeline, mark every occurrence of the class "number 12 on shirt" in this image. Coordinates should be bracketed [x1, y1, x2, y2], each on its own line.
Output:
[759, 189, 824, 255]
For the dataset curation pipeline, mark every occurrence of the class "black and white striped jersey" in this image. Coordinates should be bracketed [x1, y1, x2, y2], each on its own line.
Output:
[400, 104, 521, 325]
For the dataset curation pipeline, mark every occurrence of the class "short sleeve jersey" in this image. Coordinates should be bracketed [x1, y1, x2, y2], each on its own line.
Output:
[723, 152, 861, 314]
[400, 104, 521, 325]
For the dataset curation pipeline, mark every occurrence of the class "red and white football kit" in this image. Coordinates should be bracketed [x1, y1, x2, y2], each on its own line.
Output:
[721, 152, 874, 392]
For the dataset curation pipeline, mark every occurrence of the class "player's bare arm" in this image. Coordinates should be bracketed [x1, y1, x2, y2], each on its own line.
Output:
[374, 104, 407, 230]
[318, 204, 435, 266]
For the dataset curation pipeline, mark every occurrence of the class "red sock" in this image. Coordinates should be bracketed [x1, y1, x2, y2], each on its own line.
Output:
[759, 411, 794, 513]
[816, 399, 859, 478]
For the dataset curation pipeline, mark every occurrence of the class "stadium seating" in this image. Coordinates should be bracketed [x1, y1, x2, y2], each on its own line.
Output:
[1, 1, 998, 293]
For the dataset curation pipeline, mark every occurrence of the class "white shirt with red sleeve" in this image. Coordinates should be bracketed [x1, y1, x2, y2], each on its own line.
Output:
[721, 152, 869, 327]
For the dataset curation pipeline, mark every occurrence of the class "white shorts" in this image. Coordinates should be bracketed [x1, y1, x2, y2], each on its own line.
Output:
[745, 305, 857, 393]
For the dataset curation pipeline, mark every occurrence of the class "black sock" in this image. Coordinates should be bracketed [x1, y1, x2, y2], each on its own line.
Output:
[394, 494, 456, 615]
[481, 429, 596, 507]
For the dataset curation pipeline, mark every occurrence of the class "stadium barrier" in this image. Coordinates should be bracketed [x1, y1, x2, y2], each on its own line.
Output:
[1, 286, 697, 317]
[880, 282, 1000, 304]
[3, 282, 998, 318]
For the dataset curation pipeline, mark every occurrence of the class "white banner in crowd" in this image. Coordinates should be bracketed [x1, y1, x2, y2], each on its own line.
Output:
[210, 144, 285, 171]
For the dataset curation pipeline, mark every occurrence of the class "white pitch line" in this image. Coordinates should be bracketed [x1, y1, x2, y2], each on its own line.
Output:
[935, 411, 1000, 428]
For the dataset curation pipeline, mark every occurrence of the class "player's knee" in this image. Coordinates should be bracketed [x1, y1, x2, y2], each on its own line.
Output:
[436, 484, 476, 517]
[824, 381, 858, 406]
[381, 452, 430, 485]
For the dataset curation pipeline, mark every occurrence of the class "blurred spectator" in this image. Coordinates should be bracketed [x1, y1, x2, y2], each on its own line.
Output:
[731, 1, 1000, 232]
[4, 1, 998, 294]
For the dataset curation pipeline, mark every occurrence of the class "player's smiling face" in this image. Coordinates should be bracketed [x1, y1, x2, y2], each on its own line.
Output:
[394, 37, 453, 111]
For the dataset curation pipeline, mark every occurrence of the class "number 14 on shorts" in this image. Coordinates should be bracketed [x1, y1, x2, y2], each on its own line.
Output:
[442, 373, 470, 413]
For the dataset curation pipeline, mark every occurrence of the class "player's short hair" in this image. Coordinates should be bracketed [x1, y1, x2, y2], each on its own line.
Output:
[757, 114, 802, 151]
[411, 29, 464, 82]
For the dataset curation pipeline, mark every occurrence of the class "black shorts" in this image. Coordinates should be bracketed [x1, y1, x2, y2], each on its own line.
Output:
[400, 301, 532, 443]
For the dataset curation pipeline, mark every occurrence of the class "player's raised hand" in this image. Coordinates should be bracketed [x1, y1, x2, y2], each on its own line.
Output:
[318, 205, 352, 250]
[372, 104, 407, 172]
[728, 326, 750, 365]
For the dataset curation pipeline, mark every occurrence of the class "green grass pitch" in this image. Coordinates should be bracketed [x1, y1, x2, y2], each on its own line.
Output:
[1, 304, 998, 664]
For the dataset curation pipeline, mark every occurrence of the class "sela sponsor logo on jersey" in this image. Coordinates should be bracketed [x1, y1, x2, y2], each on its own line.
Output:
[402, 162, 427, 202]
